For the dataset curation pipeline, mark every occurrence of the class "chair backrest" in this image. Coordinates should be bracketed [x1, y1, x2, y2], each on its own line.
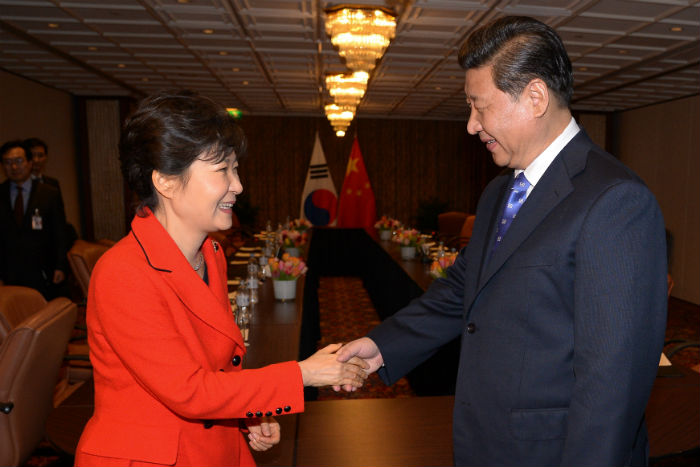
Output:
[437, 211, 468, 239]
[67, 239, 111, 298]
[457, 215, 476, 249]
[0, 298, 77, 466]
[0, 286, 47, 343]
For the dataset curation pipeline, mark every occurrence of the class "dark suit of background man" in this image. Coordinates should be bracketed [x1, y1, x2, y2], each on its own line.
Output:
[25, 137, 61, 190]
[1, 140, 68, 299]
[24, 137, 77, 250]
[338, 16, 667, 467]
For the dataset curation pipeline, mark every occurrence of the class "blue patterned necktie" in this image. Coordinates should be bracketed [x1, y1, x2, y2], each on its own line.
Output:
[493, 172, 530, 249]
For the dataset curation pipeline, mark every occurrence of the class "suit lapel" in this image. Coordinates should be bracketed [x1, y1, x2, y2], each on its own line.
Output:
[475, 131, 591, 293]
[474, 173, 511, 287]
[130, 211, 243, 347]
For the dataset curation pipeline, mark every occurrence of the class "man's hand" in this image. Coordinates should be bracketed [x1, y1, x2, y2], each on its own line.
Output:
[298, 343, 369, 388]
[334, 338, 384, 392]
[246, 416, 281, 451]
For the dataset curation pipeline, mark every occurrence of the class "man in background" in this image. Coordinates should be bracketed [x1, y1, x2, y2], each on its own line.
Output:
[25, 137, 60, 190]
[1, 140, 68, 299]
[338, 16, 667, 466]
[24, 136, 77, 250]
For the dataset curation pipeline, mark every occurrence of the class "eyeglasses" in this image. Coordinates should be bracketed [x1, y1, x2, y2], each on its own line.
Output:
[2, 157, 27, 167]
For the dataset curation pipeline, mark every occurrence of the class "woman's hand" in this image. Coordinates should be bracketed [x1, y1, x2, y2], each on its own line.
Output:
[246, 416, 280, 451]
[298, 343, 369, 388]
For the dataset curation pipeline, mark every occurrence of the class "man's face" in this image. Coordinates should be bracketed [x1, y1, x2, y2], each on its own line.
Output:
[2, 147, 33, 183]
[30, 145, 48, 175]
[464, 66, 537, 170]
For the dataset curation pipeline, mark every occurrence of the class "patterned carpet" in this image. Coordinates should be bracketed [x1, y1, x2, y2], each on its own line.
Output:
[315, 276, 415, 400]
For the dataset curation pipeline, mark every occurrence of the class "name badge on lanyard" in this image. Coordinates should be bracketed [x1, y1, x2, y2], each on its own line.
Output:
[31, 209, 43, 230]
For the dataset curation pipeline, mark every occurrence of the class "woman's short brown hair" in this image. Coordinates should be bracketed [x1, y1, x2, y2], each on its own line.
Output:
[120, 90, 247, 214]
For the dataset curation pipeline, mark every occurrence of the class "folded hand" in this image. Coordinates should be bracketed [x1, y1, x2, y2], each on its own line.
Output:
[246, 416, 280, 451]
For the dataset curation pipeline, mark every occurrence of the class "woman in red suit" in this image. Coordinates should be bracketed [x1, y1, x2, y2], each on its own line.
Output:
[75, 90, 368, 466]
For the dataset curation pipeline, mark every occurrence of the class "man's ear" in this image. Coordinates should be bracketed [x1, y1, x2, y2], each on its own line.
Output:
[526, 78, 549, 118]
[152, 170, 178, 199]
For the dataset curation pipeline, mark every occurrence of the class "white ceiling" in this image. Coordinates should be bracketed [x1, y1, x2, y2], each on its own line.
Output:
[1, 0, 698, 120]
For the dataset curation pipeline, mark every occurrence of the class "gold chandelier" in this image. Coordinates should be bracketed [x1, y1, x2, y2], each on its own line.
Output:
[324, 103, 355, 137]
[325, 71, 369, 107]
[325, 5, 397, 72]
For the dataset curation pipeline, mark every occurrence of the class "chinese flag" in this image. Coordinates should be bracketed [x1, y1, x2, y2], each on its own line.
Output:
[337, 137, 376, 236]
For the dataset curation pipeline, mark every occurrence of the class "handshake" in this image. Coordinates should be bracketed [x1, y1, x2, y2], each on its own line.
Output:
[297, 337, 383, 391]
[247, 338, 383, 452]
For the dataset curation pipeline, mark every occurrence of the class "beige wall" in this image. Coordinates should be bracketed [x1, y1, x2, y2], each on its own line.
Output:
[0, 69, 81, 233]
[578, 113, 607, 150]
[618, 95, 700, 304]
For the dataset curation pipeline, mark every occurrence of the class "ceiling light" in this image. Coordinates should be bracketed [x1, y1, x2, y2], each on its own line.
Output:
[88, 46, 98, 51]
[141, 77, 149, 82]
[325, 5, 397, 71]
[203, 29, 214, 34]
[48, 23, 59, 28]
[226, 108, 242, 119]
[242, 80, 249, 85]
[325, 71, 369, 106]
[232, 67, 240, 72]
[670, 26, 683, 32]
[117, 63, 126, 68]
[325, 103, 355, 137]
[219, 51, 228, 56]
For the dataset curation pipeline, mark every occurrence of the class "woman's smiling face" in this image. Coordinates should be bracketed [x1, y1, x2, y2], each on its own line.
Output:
[170, 151, 243, 236]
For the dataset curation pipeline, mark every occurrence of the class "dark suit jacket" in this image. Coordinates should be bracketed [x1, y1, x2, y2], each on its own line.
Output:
[369, 130, 667, 466]
[36, 174, 60, 190]
[0, 179, 68, 297]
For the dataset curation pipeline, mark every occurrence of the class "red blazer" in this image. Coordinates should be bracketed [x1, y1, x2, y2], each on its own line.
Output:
[75, 210, 304, 467]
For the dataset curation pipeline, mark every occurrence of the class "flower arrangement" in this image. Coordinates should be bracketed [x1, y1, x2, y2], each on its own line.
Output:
[392, 228, 422, 247]
[291, 218, 312, 231]
[430, 252, 458, 278]
[268, 253, 308, 280]
[277, 229, 308, 248]
[374, 215, 401, 231]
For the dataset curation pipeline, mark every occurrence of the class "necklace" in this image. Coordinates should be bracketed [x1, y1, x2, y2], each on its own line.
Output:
[192, 252, 204, 271]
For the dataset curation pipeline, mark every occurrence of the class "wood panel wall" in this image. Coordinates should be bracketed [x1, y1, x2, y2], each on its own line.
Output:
[0, 69, 80, 232]
[617, 95, 699, 304]
[237, 116, 498, 229]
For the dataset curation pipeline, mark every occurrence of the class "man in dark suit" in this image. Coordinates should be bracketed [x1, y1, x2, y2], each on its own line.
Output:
[338, 16, 667, 466]
[24, 137, 60, 189]
[24, 137, 77, 250]
[1, 140, 68, 299]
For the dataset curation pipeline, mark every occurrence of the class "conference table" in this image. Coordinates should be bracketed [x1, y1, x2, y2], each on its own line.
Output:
[46, 228, 699, 465]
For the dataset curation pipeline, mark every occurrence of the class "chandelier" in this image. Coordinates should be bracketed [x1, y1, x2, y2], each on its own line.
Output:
[324, 103, 355, 137]
[325, 71, 369, 107]
[325, 5, 397, 72]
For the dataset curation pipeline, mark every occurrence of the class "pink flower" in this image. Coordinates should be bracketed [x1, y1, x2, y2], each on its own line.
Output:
[429, 252, 457, 278]
[392, 228, 422, 247]
[374, 215, 402, 231]
[268, 253, 308, 280]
